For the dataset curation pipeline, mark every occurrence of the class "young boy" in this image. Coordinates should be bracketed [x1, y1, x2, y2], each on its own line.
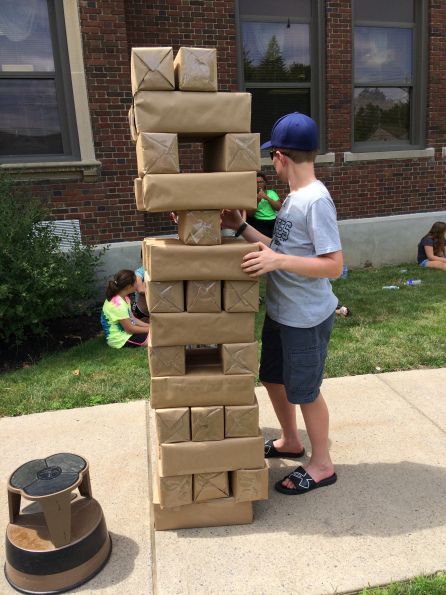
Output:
[221, 112, 343, 495]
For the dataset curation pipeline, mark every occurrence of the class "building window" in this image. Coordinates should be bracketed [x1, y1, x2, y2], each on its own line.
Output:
[353, 0, 427, 150]
[238, 0, 324, 149]
[0, 0, 79, 162]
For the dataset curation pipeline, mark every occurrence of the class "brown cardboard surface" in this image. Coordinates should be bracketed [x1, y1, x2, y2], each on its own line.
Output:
[186, 281, 221, 313]
[193, 472, 229, 502]
[191, 406, 224, 442]
[131, 47, 174, 94]
[186, 346, 220, 368]
[223, 280, 259, 312]
[128, 105, 137, 142]
[221, 342, 258, 375]
[225, 400, 259, 438]
[150, 311, 255, 346]
[133, 91, 251, 137]
[143, 237, 259, 281]
[141, 171, 256, 212]
[231, 466, 269, 502]
[158, 473, 193, 509]
[148, 345, 186, 377]
[204, 133, 261, 172]
[146, 281, 184, 313]
[136, 132, 179, 176]
[151, 366, 256, 409]
[177, 211, 222, 245]
[159, 434, 264, 476]
[174, 47, 217, 91]
[134, 178, 143, 210]
[155, 407, 190, 444]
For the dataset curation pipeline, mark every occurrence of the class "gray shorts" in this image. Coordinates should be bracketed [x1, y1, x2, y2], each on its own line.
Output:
[259, 312, 335, 404]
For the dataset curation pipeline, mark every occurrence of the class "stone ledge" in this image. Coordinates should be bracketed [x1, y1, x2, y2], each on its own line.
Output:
[344, 148, 435, 163]
[0, 160, 102, 182]
[260, 152, 335, 167]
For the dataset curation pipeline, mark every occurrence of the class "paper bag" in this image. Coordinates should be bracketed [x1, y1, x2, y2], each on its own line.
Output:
[174, 47, 218, 91]
[128, 105, 137, 142]
[186, 281, 221, 313]
[147, 281, 184, 313]
[177, 211, 222, 246]
[155, 407, 190, 444]
[231, 467, 269, 502]
[131, 47, 175, 94]
[149, 345, 186, 377]
[191, 406, 224, 441]
[158, 473, 193, 508]
[134, 178, 144, 210]
[204, 133, 260, 172]
[225, 400, 259, 438]
[193, 472, 229, 502]
[136, 132, 179, 176]
[221, 342, 258, 375]
[223, 280, 259, 312]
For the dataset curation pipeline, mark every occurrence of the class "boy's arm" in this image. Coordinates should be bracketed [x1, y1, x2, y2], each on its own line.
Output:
[221, 209, 271, 245]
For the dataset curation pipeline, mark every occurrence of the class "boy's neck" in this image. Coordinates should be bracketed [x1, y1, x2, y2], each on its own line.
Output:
[287, 161, 317, 193]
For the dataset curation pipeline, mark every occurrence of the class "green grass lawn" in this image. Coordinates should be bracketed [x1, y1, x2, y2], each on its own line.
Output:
[359, 572, 446, 594]
[1, 263, 445, 418]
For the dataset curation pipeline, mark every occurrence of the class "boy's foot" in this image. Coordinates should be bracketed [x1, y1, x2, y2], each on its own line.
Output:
[264, 439, 305, 459]
[275, 466, 337, 495]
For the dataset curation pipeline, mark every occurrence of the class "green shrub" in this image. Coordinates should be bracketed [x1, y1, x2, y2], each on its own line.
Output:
[0, 173, 105, 344]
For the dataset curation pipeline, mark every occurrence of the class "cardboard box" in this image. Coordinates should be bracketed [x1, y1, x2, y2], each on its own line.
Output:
[128, 105, 137, 142]
[174, 47, 218, 92]
[221, 342, 258, 375]
[146, 281, 184, 313]
[148, 345, 186, 377]
[191, 406, 224, 442]
[133, 91, 251, 137]
[223, 280, 259, 312]
[141, 171, 256, 212]
[204, 133, 261, 172]
[193, 472, 229, 502]
[158, 473, 193, 509]
[131, 47, 175, 94]
[159, 434, 264, 477]
[134, 178, 144, 210]
[177, 211, 222, 246]
[231, 467, 269, 503]
[143, 238, 259, 281]
[186, 281, 221, 313]
[150, 312, 255, 346]
[155, 407, 190, 444]
[136, 132, 179, 176]
[225, 400, 259, 438]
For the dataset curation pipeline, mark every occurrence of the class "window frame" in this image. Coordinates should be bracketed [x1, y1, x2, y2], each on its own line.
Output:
[236, 0, 326, 152]
[352, 0, 428, 152]
[0, 0, 80, 164]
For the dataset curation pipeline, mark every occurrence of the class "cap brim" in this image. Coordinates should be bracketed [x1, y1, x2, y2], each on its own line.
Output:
[260, 140, 272, 149]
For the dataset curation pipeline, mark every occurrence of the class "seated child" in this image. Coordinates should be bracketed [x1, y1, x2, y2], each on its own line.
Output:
[417, 222, 446, 270]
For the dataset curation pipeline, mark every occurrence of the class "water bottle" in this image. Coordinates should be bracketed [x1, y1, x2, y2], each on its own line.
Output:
[382, 285, 399, 290]
[406, 279, 422, 285]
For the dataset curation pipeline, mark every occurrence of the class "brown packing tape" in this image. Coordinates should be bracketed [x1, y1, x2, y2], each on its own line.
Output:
[146, 281, 184, 313]
[177, 211, 222, 246]
[223, 280, 259, 312]
[174, 47, 218, 92]
[131, 47, 175, 94]
[225, 399, 259, 438]
[133, 91, 251, 136]
[150, 366, 256, 409]
[191, 406, 224, 441]
[231, 467, 269, 503]
[221, 342, 258, 375]
[193, 472, 229, 503]
[155, 407, 190, 444]
[186, 281, 221, 313]
[136, 132, 179, 176]
[141, 171, 256, 212]
[148, 345, 186, 377]
[143, 238, 259, 281]
[159, 434, 264, 477]
[134, 178, 144, 210]
[204, 133, 261, 172]
[158, 473, 193, 509]
[150, 311, 255, 346]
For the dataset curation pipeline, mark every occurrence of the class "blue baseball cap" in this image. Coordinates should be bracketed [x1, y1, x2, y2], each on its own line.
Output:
[260, 112, 319, 151]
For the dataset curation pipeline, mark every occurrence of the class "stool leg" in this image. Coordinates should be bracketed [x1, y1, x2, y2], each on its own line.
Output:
[78, 469, 92, 499]
[40, 492, 72, 547]
[8, 492, 21, 523]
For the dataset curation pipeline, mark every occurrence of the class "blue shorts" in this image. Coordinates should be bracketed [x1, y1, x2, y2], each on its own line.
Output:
[259, 312, 335, 404]
[419, 259, 429, 267]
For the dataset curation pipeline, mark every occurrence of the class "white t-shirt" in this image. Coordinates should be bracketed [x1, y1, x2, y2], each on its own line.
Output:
[266, 180, 342, 328]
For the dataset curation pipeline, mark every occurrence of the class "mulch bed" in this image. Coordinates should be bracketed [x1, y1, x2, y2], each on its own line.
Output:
[1, 310, 103, 374]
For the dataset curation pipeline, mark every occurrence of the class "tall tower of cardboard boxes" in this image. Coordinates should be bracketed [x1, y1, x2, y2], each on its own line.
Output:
[129, 47, 268, 530]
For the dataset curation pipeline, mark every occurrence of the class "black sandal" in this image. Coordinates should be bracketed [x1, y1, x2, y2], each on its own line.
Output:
[275, 466, 337, 495]
[264, 439, 305, 459]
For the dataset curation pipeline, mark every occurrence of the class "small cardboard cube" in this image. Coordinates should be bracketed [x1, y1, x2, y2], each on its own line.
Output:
[231, 467, 269, 502]
[191, 406, 224, 441]
[149, 345, 186, 377]
[204, 133, 261, 172]
[186, 281, 221, 313]
[155, 407, 190, 444]
[134, 178, 144, 210]
[221, 342, 258, 375]
[136, 132, 179, 176]
[131, 47, 175, 94]
[193, 472, 229, 502]
[177, 211, 221, 246]
[174, 47, 217, 92]
[225, 400, 259, 438]
[223, 280, 259, 312]
[159, 474, 193, 508]
[147, 281, 184, 313]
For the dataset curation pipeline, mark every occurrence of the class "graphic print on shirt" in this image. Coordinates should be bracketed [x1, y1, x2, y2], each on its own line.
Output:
[272, 217, 292, 247]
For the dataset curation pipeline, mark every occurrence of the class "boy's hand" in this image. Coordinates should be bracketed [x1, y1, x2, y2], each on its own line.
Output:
[241, 242, 278, 277]
[221, 209, 243, 230]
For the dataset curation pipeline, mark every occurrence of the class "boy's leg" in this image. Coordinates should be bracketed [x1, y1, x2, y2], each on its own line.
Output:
[262, 381, 304, 453]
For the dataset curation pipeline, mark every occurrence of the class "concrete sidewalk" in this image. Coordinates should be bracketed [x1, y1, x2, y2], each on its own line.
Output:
[1, 368, 445, 594]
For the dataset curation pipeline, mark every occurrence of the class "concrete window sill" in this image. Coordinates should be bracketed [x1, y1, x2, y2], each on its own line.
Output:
[0, 160, 102, 182]
[260, 152, 335, 167]
[344, 148, 435, 163]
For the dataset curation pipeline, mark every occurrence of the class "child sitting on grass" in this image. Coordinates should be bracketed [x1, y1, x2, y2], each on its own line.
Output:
[101, 270, 150, 348]
[417, 222, 446, 270]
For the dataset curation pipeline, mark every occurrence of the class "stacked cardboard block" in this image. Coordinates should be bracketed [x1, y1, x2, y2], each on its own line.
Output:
[130, 46, 268, 531]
